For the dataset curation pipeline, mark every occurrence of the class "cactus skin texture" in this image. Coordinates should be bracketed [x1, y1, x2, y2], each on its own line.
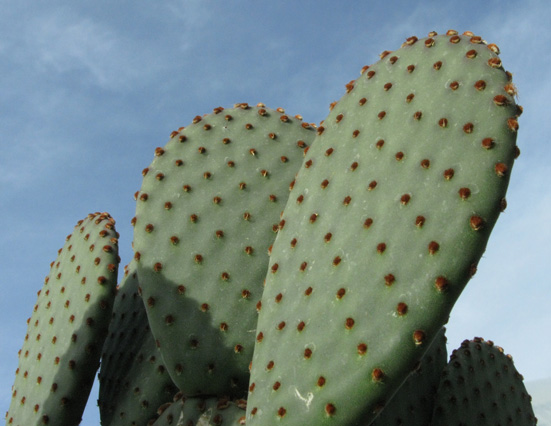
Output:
[133, 104, 315, 398]
[6, 212, 119, 426]
[370, 327, 448, 425]
[153, 393, 246, 426]
[246, 31, 522, 425]
[98, 261, 178, 426]
[431, 337, 537, 425]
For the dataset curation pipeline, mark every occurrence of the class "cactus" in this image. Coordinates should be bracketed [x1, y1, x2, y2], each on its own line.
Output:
[132, 104, 315, 398]
[245, 30, 521, 425]
[6, 212, 119, 426]
[431, 337, 537, 425]
[98, 261, 178, 426]
[6, 30, 535, 426]
[370, 327, 448, 425]
[153, 393, 246, 426]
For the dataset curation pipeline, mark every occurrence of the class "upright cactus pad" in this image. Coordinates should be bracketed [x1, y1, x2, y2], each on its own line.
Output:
[6, 212, 119, 426]
[246, 31, 521, 425]
[98, 261, 179, 426]
[133, 104, 315, 397]
[431, 338, 537, 425]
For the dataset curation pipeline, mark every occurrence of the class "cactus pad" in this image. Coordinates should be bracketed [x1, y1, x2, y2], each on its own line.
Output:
[6, 212, 119, 426]
[98, 261, 179, 426]
[431, 337, 537, 425]
[133, 104, 315, 397]
[246, 31, 522, 425]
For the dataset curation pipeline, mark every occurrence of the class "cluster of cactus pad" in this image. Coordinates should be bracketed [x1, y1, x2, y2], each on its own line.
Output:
[6, 30, 537, 425]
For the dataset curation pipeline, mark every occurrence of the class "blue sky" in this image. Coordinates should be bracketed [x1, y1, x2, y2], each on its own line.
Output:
[1, 1, 550, 424]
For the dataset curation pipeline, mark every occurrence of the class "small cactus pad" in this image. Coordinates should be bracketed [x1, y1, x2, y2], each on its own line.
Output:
[98, 261, 179, 426]
[133, 104, 315, 397]
[247, 31, 521, 425]
[153, 393, 246, 426]
[6, 212, 119, 426]
[371, 327, 447, 425]
[431, 337, 537, 425]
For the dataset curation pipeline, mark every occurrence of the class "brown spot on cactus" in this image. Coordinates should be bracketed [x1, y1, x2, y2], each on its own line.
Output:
[400, 194, 411, 205]
[242, 289, 251, 299]
[309, 213, 318, 223]
[372, 368, 385, 382]
[397, 302, 408, 315]
[321, 179, 329, 189]
[443, 168, 455, 180]
[350, 161, 359, 171]
[385, 274, 396, 287]
[221, 272, 230, 281]
[414, 111, 423, 120]
[305, 286, 313, 296]
[271, 263, 279, 273]
[407, 64, 415, 73]
[439, 118, 448, 128]
[435, 276, 449, 292]
[378, 111, 386, 119]
[368, 180, 377, 190]
[304, 348, 313, 359]
[459, 187, 471, 199]
[377, 243, 387, 254]
[359, 97, 367, 106]
[463, 123, 474, 133]
[243, 212, 251, 220]
[470, 215, 484, 231]
[345, 318, 355, 330]
[428, 241, 440, 255]
[364, 218, 374, 229]
[367, 70, 376, 79]
[488, 57, 502, 68]
[277, 407, 286, 417]
[507, 117, 519, 132]
[297, 321, 305, 332]
[299, 262, 308, 272]
[406, 93, 415, 103]
[266, 361, 275, 370]
[325, 403, 337, 417]
[177, 285, 186, 294]
[433, 61, 442, 70]
[413, 330, 426, 345]
[494, 163, 508, 177]
[482, 137, 495, 149]
[424, 38, 435, 47]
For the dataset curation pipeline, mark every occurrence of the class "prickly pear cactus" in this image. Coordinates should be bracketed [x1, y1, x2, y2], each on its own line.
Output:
[98, 261, 179, 426]
[246, 31, 522, 425]
[431, 337, 537, 425]
[133, 104, 315, 397]
[370, 327, 447, 425]
[6, 212, 119, 426]
[153, 393, 246, 426]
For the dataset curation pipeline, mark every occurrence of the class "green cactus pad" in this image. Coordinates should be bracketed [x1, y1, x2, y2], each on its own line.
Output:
[6, 212, 119, 426]
[153, 394, 246, 426]
[430, 337, 536, 425]
[98, 261, 179, 426]
[370, 327, 447, 425]
[246, 31, 522, 425]
[133, 104, 315, 397]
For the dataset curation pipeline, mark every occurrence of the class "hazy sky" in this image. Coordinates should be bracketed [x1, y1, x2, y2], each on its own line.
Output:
[1, 1, 549, 424]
